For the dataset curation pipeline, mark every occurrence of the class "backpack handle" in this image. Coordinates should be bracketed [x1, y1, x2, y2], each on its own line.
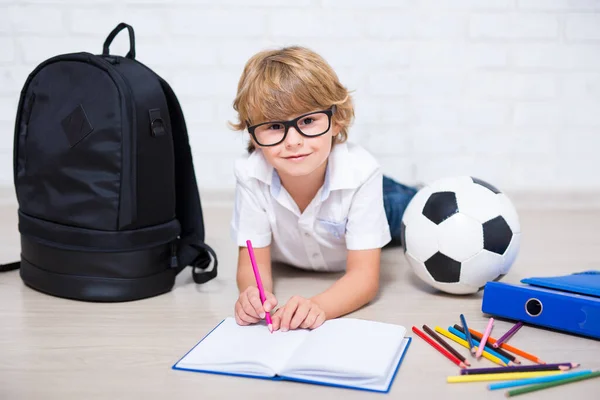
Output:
[102, 22, 136, 59]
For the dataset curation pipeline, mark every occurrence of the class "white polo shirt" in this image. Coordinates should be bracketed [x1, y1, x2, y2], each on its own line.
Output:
[230, 141, 391, 272]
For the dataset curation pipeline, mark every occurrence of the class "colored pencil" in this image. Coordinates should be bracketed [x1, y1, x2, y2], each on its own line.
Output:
[506, 370, 600, 397]
[246, 240, 273, 333]
[434, 326, 508, 367]
[461, 363, 579, 375]
[447, 370, 563, 383]
[453, 324, 520, 364]
[493, 321, 523, 348]
[463, 326, 545, 364]
[448, 326, 512, 366]
[460, 314, 476, 354]
[423, 324, 470, 366]
[476, 317, 494, 359]
[488, 370, 593, 391]
[412, 326, 467, 368]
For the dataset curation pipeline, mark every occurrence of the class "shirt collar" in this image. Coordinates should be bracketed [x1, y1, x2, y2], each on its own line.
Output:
[245, 150, 281, 199]
[325, 142, 361, 190]
[246, 149, 273, 185]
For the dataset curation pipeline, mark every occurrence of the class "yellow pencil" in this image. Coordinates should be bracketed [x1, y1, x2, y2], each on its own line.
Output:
[447, 370, 564, 383]
[434, 326, 508, 367]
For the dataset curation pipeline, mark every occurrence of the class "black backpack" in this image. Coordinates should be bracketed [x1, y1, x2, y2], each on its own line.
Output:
[0, 23, 218, 301]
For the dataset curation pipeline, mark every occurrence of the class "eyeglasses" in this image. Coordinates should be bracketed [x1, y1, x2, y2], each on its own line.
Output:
[247, 106, 336, 147]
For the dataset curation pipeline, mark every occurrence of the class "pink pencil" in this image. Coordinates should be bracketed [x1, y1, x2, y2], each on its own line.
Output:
[476, 318, 494, 359]
[246, 240, 273, 333]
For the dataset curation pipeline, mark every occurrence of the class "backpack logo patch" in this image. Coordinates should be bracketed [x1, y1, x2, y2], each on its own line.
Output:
[61, 104, 94, 147]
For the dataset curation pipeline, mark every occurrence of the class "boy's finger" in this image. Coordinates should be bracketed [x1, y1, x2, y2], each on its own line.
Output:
[248, 292, 266, 319]
[301, 309, 318, 329]
[272, 308, 283, 319]
[290, 301, 311, 330]
[264, 293, 278, 313]
[241, 296, 260, 319]
[311, 312, 326, 330]
[271, 314, 281, 331]
[270, 308, 283, 331]
[240, 315, 259, 324]
[280, 299, 299, 332]
[234, 303, 250, 325]
[238, 310, 260, 324]
[235, 310, 249, 326]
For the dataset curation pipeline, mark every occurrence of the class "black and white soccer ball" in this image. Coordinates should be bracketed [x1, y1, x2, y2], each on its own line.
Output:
[400, 176, 521, 295]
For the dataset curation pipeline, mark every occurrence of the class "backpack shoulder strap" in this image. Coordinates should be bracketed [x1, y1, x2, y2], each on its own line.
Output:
[157, 76, 218, 284]
[0, 262, 19, 272]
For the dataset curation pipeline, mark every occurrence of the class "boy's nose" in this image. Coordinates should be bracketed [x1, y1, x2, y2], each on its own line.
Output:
[284, 126, 303, 147]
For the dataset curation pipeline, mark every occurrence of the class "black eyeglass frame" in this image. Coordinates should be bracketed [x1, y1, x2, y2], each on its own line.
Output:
[246, 105, 336, 147]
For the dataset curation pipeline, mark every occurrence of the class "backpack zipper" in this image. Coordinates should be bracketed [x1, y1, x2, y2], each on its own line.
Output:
[97, 55, 138, 230]
[170, 242, 178, 268]
[18, 92, 36, 175]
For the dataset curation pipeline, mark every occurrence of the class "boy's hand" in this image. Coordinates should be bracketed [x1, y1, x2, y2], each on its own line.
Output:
[234, 286, 277, 326]
[271, 296, 326, 332]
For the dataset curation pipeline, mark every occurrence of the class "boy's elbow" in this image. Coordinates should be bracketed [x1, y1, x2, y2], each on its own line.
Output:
[346, 254, 380, 304]
[369, 281, 379, 302]
[363, 274, 379, 303]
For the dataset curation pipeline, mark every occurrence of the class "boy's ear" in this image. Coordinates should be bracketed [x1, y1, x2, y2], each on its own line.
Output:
[333, 121, 342, 136]
[246, 135, 257, 153]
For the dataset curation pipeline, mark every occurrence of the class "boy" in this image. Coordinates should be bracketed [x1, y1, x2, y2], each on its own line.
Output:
[229, 46, 417, 332]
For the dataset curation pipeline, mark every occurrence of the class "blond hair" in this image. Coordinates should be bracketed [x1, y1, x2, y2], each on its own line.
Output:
[229, 46, 354, 153]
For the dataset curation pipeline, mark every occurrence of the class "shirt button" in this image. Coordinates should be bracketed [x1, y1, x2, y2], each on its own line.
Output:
[312, 253, 319, 258]
[304, 232, 310, 237]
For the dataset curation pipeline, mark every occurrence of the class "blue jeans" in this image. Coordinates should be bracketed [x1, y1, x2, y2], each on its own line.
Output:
[382, 175, 418, 246]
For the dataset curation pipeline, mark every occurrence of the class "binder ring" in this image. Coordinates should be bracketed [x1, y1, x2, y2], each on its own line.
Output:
[525, 298, 543, 317]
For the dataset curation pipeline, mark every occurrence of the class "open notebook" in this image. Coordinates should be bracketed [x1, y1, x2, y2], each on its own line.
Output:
[172, 317, 411, 393]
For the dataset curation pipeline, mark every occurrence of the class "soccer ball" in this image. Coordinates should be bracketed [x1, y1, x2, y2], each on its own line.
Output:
[400, 176, 521, 295]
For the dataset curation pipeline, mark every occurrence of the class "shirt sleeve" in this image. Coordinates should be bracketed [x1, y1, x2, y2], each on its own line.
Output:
[344, 168, 392, 250]
[230, 174, 272, 248]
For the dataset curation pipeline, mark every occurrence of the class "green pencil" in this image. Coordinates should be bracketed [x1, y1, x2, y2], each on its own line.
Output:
[506, 370, 600, 397]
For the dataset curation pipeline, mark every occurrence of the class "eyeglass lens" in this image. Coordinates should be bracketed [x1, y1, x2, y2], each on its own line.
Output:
[254, 111, 330, 145]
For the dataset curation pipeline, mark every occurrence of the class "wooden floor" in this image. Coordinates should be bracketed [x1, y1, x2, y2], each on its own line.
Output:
[1, 201, 599, 400]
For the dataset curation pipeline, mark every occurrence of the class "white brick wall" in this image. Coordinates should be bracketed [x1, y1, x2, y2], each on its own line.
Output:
[469, 13, 559, 39]
[1, 0, 600, 196]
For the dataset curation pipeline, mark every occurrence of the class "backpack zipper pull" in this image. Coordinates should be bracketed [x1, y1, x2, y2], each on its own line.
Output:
[170, 242, 178, 268]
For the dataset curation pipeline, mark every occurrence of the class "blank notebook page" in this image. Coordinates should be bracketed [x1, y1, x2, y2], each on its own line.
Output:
[176, 318, 309, 376]
[280, 318, 406, 381]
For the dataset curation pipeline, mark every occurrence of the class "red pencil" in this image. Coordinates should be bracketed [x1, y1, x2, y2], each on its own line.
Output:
[412, 326, 467, 369]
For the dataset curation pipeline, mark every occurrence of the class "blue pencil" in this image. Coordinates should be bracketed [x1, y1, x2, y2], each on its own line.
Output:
[448, 326, 512, 366]
[460, 314, 476, 354]
[488, 370, 593, 390]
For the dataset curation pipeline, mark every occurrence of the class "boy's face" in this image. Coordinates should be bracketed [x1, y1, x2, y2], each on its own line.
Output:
[252, 109, 338, 181]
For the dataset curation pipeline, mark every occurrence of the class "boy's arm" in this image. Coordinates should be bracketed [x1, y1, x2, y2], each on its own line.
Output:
[309, 247, 380, 320]
[236, 245, 274, 294]
[308, 167, 387, 320]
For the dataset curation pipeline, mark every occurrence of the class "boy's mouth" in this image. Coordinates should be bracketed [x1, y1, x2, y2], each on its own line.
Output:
[283, 153, 311, 161]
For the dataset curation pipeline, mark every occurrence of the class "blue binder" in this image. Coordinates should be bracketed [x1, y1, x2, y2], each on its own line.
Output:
[481, 271, 600, 340]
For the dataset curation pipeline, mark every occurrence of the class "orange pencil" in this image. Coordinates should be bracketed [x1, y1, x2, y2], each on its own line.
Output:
[413, 326, 468, 369]
[467, 327, 545, 364]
